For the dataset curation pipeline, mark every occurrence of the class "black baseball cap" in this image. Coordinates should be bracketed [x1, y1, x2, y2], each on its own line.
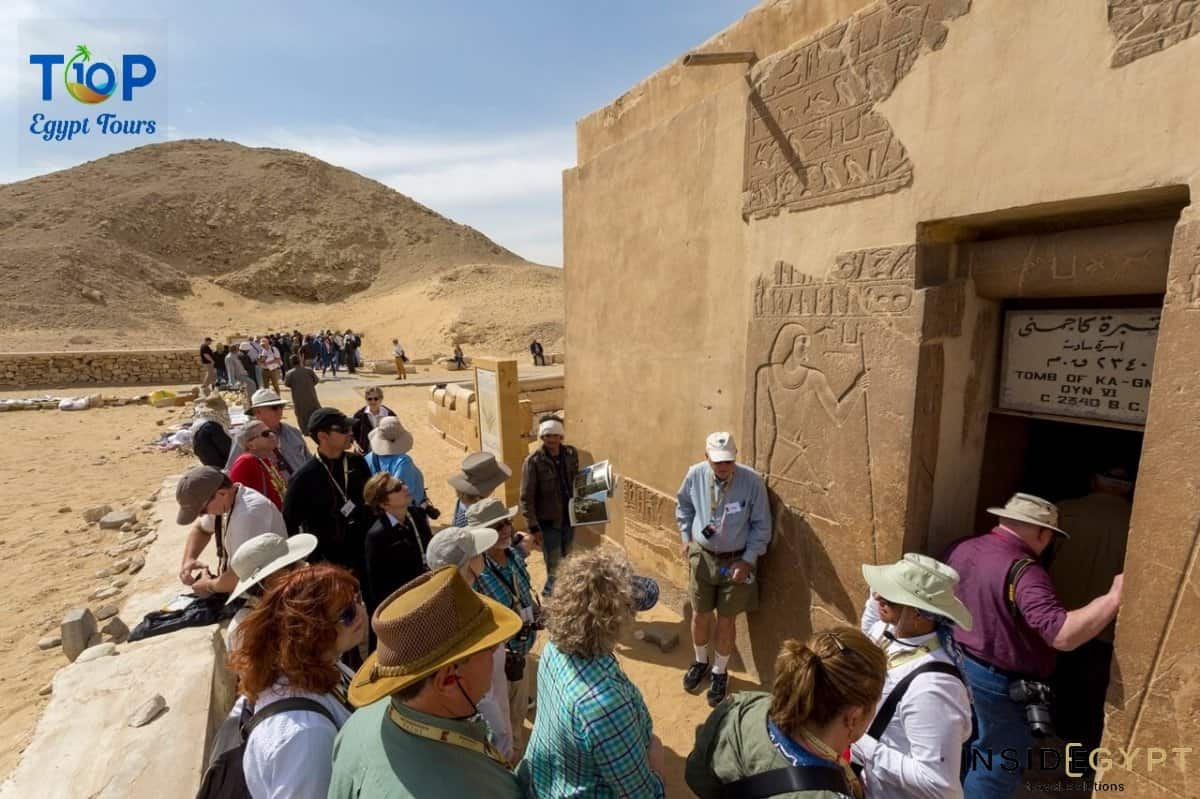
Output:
[308, 407, 352, 437]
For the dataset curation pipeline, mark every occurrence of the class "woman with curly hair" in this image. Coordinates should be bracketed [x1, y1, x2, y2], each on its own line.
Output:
[517, 548, 666, 798]
[226, 563, 366, 799]
[685, 626, 887, 799]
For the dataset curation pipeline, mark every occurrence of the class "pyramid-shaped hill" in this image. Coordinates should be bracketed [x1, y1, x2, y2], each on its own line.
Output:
[0, 139, 560, 353]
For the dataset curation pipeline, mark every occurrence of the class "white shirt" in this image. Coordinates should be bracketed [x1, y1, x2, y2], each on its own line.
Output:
[363, 405, 391, 429]
[236, 679, 352, 799]
[851, 600, 972, 799]
[476, 644, 513, 760]
[198, 486, 286, 569]
[393, 343, 405, 357]
[261, 346, 282, 371]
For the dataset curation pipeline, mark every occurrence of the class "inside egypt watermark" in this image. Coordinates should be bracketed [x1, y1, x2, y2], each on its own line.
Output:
[970, 743, 1194, 793]
[18, 20, 167, 163]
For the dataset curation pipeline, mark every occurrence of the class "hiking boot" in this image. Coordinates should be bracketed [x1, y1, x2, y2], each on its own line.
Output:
[707, 672, 729, 707]
[683, 661, 710, 693]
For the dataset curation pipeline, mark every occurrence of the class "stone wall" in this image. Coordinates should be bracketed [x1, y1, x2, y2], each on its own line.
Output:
[0, 350, 200, 388]
[566, 1, 1200, 793]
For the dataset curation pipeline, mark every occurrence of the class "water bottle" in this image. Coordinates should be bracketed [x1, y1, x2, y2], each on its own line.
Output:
[718, 565, 755, 585]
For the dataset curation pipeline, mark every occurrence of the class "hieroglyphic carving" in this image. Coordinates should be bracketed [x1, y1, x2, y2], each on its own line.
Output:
[742, 1, 971, 219]
[746, 246, 916, 550]
[622, 477, 677, 531]
[1109, 0, 1200, 67]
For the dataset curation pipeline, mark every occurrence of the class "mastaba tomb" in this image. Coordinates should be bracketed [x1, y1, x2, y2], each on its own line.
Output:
[564, 1, 1200, 795]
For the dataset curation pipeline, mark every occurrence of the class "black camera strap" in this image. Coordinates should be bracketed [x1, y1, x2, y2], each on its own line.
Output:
[1004, 558, 1037, 624]
[484, 551, 539, 614]
[867, 661, 963, 741]
[720, 764, 849, 799]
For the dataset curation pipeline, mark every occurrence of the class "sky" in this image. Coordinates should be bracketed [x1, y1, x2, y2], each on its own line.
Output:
[0, 1, 750, 265]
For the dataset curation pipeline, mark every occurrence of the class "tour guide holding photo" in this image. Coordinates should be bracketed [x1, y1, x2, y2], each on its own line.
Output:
[943, 493, 1123, 799]
[676, 431, 772, 707]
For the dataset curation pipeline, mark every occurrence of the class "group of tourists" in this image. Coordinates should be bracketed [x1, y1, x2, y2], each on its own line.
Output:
[200, 331, 367, 406]
[177, 366, 1125, 798]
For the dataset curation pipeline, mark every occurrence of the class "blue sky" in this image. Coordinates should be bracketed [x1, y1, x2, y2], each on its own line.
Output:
[1, 2, 750, 265]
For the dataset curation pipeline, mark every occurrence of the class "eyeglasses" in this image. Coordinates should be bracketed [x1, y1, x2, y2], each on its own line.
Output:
[366, 396, 382, 402]
[257, 430, 277, 440]
[387, 481, 408, 494]
[337, 593, 362, 626]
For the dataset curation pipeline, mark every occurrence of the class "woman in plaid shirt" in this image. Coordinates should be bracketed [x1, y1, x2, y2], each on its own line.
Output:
[517, 549, 666, 798]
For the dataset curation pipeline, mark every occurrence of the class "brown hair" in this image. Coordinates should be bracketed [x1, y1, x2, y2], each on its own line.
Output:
[363, 472, 400, 511]
[544, 548, 633, 659]
[228, 563, 359, 702]
[769, 626, 887, 735]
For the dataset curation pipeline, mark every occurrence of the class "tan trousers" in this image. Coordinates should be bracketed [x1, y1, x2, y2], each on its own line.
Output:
[394, 357, 407, 379]
[507, 654, 535, 757]
[201, 362, 215, 391]
[263, 368, 282, 394]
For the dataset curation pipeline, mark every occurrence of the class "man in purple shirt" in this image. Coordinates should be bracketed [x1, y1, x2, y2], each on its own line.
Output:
[944, 493, 1123, 798]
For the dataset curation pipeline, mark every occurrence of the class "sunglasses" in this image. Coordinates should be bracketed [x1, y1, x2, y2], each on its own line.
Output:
[366, 396, 382, 401]
[337, 593, 362, 626]
[257, 430, 277, 440]
[387, 481, 408, 494]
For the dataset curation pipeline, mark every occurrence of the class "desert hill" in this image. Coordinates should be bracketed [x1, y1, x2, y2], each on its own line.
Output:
[0, 139, 563, 356]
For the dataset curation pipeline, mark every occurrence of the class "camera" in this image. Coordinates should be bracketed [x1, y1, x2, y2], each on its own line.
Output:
[699, 523, 717, 540]
[504, 648, 527, 682]
[1008, 679, 1055, 738]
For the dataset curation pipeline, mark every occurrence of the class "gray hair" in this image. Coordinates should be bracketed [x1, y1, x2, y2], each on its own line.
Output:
[236, 419, 270, 448]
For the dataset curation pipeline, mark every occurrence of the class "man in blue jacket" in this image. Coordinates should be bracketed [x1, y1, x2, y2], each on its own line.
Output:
[676, 431, 772, 707]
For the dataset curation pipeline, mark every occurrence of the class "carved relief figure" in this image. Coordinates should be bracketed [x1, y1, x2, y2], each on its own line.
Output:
[742, 0, 972, 218]
[752, 322, 870, 525]
[1109, 0, 1200, 67]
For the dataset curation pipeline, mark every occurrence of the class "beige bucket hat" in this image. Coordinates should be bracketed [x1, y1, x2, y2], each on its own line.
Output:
[226, 533, 317, 602]
[988, 492, 1069, 538]
[368, 416, 414, 456]
[862, 553, 973, 630]
[447, 452, 511, 497]
[465, 497, 519, 529]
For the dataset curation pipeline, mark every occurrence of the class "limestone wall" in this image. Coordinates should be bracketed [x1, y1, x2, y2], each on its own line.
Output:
[0, 349, 200, 388]
[566, 1, 1200, 793]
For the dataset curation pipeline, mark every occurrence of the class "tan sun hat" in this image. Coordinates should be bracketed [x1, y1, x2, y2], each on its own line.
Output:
[226, 533, 317, 603]
[862, 553, 973, 631]
[348, 566, 522, 707]
[447, 452, 512, 497]
[465, 497, 519, 529]
[988, 493, 1069, 539]
[250, 388, 286, 409]
[368, 416, 413, 456]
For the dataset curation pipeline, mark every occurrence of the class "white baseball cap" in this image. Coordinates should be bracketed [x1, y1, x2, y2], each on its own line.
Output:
[705, 431, 737, 462]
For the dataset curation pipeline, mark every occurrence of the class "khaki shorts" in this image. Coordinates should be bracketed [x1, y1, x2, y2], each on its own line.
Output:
[687, 541, 758, 617]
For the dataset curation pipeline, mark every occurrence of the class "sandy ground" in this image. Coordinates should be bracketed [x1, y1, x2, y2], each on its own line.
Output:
[0, 372, 750, 794]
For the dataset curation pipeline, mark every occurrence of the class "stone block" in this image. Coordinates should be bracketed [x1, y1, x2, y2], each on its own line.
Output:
[99, 510, 136, 530]
[76, 642, 117, 663]
[82, 505, 111, 523]
[61, 608, 97, 662]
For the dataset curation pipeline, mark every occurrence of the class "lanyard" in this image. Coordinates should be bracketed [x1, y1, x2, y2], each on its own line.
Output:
[319, 455, 351, 503]
[877, 630, 942, 669]
[397, 512, 427, 565]
[387, 703, 509, 767]
[482, 553, 535, 612]
[709, 470, 732, 518]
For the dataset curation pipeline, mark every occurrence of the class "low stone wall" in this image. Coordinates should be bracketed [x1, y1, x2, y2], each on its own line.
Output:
[0, 350, 200, 388]
[426, 375, 565, 451]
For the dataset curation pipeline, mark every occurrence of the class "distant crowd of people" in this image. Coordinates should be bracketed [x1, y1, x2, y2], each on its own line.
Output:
[199, 330, 367, 408]
[179, 348, 1126, 798]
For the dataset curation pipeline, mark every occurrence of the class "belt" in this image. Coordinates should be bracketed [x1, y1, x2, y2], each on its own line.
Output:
[962, 649, 1033, 682]
[699, 547, 745, 561]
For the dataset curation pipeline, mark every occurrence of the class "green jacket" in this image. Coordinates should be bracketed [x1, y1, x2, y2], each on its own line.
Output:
[685, 692, 850, 799]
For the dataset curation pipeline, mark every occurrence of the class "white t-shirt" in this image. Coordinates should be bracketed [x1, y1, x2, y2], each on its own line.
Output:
[235, 679, 351, 799]
[198, 486, 286, 570]
[852, 606, 972, 799]
[261, 346, 282, 371]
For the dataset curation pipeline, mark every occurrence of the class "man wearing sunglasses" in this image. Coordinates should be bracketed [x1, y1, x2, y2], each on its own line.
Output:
[283, 407, 374, 589]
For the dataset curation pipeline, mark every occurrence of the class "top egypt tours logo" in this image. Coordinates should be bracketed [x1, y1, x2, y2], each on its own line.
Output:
[26, 39, 162, 143]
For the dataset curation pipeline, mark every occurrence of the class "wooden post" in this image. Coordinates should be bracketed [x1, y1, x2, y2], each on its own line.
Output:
[473, 357, 526, 524]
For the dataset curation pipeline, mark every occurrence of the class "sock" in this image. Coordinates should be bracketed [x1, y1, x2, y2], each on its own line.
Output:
[693, 644, 709, 664]
[712, 652, 731, 675]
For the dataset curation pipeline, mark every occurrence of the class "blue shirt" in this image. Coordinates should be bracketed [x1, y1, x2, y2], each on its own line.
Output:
[518, 643, 664, 799]
[365, 451, 427, 505]
[676, 462, 772, 564]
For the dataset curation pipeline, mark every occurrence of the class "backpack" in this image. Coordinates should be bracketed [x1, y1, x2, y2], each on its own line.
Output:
[196, 697, 335, 799]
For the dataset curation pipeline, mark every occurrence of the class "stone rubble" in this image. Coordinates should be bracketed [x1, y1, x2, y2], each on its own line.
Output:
[60, 608, 97, 662]
[75, 642, 117, 663]
[127, 694, 167, 728]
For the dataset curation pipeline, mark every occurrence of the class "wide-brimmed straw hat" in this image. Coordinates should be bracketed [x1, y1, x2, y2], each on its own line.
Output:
[862, 553, 973, 630]
[368, 416, 413, 456]
[447, 452, 511, 497]
[465, 497, 519, 528]
[226, 533, 317, 603]
[988, 492, 1069, 538]
[348, 566, 522, 707]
